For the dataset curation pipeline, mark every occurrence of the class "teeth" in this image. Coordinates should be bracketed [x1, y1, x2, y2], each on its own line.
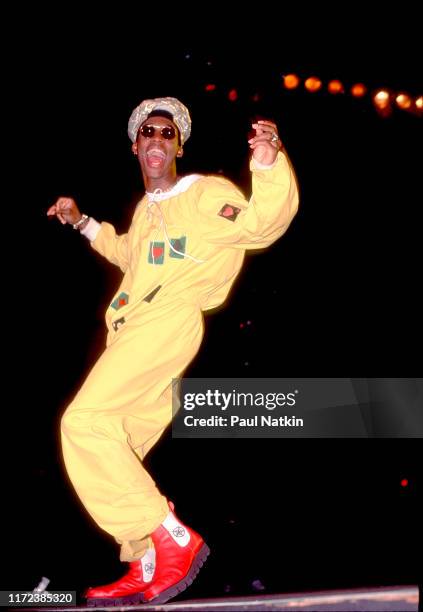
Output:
[147, 149, 166, 159]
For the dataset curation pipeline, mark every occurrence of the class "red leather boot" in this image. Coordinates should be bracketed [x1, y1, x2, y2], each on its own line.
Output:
[85, 548, 155, 607]
[143, 504, 210, 604]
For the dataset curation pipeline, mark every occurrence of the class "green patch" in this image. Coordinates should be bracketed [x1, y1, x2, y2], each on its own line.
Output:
[111, 292, 129, 311]
[169, 236, 187, 259]
[148, 241, 165, 264]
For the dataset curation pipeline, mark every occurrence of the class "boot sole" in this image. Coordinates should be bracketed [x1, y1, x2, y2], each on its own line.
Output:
[86, 590, 145, 607]
[146, 542, 210, 605]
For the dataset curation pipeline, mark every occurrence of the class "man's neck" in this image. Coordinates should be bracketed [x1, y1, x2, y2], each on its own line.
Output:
[144, 175, 179, 194]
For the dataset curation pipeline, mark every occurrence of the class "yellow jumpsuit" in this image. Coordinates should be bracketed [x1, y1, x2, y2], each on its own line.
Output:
[61, 151, 299, 560]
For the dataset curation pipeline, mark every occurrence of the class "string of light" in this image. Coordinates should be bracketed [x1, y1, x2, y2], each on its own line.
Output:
[282, 74, 422, 118]
[201, 72, 422, 118]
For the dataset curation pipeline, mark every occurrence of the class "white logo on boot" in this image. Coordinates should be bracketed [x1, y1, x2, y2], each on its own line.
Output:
[172, 526, 186, 538]
[141, 548, 156, 582]
[162, 511, 191, 547]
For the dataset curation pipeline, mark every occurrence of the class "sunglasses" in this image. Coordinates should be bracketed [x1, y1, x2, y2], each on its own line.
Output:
[139, 124, 177, 140]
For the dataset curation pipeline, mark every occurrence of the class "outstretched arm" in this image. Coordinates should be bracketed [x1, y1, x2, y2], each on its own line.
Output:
[47, 197, 129, 272]
[47, 197, 86, 227]
[196, 120, 299, 249]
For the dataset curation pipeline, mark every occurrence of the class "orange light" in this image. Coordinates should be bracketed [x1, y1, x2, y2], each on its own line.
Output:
[304, 77, 322, 92]
[413, 95, 423, 116]
[283, 74, 300, 89]
[407, 95, 423, 117]
[328, 80, 344, 94]
[228, 88, 238, 102]
[351, 83, 367, 97]
[205, 84, 216, 92]
[396, 93, 412, 109]
[374, 90, 390, 108]
[372, 89, 392, 118]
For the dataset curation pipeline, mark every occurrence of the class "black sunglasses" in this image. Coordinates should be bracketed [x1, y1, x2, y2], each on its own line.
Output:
[139, 125, 177, 140]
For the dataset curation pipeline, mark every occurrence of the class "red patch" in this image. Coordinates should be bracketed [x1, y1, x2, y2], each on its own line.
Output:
[153, 246, 164, 258]
[218, 203, 241, 222]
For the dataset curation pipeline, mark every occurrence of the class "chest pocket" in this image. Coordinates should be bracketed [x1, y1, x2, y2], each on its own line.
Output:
[169, 234, 187, 259]
[147, 223, 203, 266]
[164, 225, 188, 262]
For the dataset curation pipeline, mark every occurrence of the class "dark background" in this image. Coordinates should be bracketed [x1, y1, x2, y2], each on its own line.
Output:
[4, 9, 422, 601]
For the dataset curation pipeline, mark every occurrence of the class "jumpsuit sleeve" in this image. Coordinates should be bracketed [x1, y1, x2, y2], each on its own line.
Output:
[196, 150, 299, 250]
[90, 222, 129, 273]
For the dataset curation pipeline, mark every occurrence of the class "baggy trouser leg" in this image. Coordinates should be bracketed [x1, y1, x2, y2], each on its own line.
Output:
[60, 300, 204, 554]
[61, 409, 170, 543]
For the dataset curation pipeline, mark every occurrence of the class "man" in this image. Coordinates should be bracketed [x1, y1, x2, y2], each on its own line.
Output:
[47, 96, 299, 606]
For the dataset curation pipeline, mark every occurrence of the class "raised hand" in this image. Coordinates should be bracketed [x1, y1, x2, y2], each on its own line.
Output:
[47, 197, 82, 225]
[248, 120, 281, 166]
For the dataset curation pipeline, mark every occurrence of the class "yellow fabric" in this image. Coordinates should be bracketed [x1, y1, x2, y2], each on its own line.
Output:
[60, 151, 298, 559]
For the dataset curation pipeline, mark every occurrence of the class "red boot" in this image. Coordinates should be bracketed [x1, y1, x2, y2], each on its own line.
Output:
[143, 504, 210, 604]
[85, 548, 155, 607]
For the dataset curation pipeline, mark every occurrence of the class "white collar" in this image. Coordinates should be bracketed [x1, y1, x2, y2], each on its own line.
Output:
[146, 174, 202, 202]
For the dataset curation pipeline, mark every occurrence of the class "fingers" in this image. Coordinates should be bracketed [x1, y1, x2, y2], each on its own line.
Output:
[253, 120, 278, 134]
[248, 120, 280, 149]
[46, 197, 77, 223]
[248, 133, 280, 149]
[54, 197, 74, 211]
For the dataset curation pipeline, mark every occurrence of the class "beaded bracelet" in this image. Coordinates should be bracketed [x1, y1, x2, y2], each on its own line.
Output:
[72, 214, 89, 230]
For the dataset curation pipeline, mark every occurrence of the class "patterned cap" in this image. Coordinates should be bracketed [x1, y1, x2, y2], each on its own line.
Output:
[128, 97, 192, 145]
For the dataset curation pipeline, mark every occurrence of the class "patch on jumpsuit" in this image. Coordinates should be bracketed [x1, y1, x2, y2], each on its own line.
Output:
[110, 292, 129, 310]
[148, 241, 165, 264]
[112, 317, 125, 331]
[169, 236, 187, 258]
[218, 203, 241, 222]
[111, 287, 161, 333]
[143, 285, 162, 303]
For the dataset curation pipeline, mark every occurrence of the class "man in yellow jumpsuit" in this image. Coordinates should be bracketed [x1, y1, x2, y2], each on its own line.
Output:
[47, 97, 299, 606]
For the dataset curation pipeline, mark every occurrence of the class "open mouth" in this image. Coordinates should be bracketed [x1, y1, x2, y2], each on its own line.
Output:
[146, 148, 166, 167]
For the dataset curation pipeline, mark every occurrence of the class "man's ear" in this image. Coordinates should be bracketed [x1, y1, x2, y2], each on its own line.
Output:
[176, 148, 184, 158]
[132, 143, 138, 156]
